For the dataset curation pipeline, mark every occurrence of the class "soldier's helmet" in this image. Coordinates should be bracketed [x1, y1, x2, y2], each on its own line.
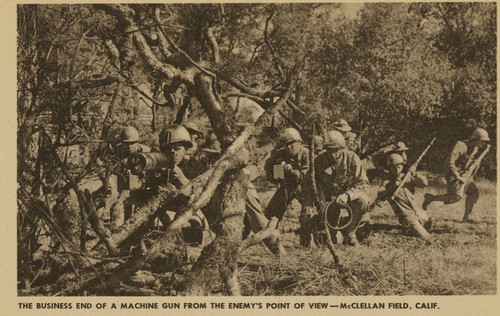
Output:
[387, 153, 405, 166]
[332, 119, 352, 132]
[345, 132, 357, 140]
[324, 130, 346, 149]
[185, 122, 203, 137]
[469, 128, 490, 142]
[393, 141, 409, 151]
[281, 128, 303, 144]
[313, 135, 324, 150]
[120, 126, 140, 143]
[159, 125, 193, 151]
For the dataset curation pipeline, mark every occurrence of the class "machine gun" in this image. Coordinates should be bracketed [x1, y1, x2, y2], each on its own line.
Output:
[127, 152, 175, 189]
[389, 137, 436, 201]
[461, 144, 490, 182]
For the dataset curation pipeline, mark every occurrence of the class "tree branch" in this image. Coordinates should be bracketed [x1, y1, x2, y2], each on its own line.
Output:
[264, 5, 284, 80]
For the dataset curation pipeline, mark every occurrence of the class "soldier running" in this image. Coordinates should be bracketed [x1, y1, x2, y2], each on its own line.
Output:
[376, 153, 432, 241]
[423, 128, 490, 222]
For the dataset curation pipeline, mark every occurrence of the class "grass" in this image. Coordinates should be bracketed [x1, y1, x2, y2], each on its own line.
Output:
[238, 177, 497, 295]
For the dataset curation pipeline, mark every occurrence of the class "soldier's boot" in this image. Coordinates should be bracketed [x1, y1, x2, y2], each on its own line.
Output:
[463, 198, 475, 223]
[423, 217, 433, 231]
[422, 193, 434, 211]
[345, 231, 359, 246]
[409, 222, 432, 242]
[263, 230, 286, 256]
[299, 209, 317, 248]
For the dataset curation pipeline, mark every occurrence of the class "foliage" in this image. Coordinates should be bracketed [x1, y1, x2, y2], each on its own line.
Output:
[16, 3, 496, 294]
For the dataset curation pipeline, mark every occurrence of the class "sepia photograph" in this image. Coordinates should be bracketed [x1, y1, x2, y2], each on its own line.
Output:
[15, 2, 496, 300]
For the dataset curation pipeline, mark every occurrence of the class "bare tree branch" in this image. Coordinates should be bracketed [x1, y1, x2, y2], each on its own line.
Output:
[264, 5, 285, 80]
[206, 27, 221, 64]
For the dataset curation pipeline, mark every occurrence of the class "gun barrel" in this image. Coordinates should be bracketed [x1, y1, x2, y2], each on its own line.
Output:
[127, 152, 171, 175]
[389, 137, 436, 200]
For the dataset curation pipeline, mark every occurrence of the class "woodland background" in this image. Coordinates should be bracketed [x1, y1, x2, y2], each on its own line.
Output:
[17, 3, 496, 295]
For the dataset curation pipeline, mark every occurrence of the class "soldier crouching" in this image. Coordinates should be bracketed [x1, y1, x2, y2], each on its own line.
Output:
[264, 128, 309, 230]
[310, 131, 371, 246]
[157, 124, 211, 245]
[376, 153, 432, 241]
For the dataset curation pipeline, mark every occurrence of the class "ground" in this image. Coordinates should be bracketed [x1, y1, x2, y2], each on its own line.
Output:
[237, 177, 496, 295]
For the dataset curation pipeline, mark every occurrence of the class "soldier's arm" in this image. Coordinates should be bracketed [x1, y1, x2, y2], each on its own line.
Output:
[376, 180, 391, 201]
[286, 148, 310, 182]
[345, 154, 370, 201]
[297, 147, 310, 179]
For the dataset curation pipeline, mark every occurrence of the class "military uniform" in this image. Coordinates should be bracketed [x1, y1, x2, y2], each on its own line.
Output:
[378, 172, 431, 240]
[313, 148, 371, 243]
[264, 145, 309, 222]
[444, 141, 480, 202]
[423, 140, 481, 222]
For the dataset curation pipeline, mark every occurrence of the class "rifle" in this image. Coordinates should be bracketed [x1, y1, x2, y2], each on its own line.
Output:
[389, 137, 436, 201]
[461, 144, 490, 181]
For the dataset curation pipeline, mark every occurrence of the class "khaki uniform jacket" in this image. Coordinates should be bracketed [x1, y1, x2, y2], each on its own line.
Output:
[265, 146, 309, 189]
[314, 149, 369, 201]
[445, 140, 476, 179]
[380, 173, 427, 221]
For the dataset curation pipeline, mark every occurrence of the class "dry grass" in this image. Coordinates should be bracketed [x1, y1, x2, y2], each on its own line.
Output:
[238, 177, 496, 295]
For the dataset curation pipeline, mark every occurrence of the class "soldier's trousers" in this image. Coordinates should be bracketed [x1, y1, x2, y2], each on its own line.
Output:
[244, 183, 270, 233]
[444, 178, 479, 205]
[340, 194, 371, 234]
[264, 185, 301, 224]
[397, 209, 431, 240]
[339, 194, 371, 242]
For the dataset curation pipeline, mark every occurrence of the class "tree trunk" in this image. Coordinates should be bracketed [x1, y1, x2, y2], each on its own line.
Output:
[183, 170, 248, 295]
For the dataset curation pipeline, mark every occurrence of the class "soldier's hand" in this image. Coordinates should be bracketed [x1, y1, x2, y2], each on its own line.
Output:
[172, 165, 190, 186]
[408, 165, 417, 176]
[336, 193, 349, 206]
[284, 164, 293, 173]
[457, 176, 467, 184]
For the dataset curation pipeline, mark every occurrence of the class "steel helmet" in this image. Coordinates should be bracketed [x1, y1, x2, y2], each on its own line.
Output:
[159, 125, 193, 150]
[387, 153, 405, 166]
[332, 119, 352, 132]
[393, 141, 409, 151]
[324, 130, 345, 149]
[281, 128, 302, 143]
[469, 128, 490, 142]
[345, 132, 357, 140]
[185, 122, 203, 136]
[120, 126, 139, 143]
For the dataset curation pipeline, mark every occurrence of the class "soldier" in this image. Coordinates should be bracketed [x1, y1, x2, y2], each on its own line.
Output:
[116, 126, 150, 162]
[368, 141, 408, 181]
[423, 128, 490, 222]
[376, 153, 432, 241]
[185, 122, 204, 159]
[332, 119, 352, 136]
[387, 141, 409, 164]
[106, 126, 151, 227]
[311, 131, 370, 246]
[158, 124, 211, 244]
[264, 128, 309, 225]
